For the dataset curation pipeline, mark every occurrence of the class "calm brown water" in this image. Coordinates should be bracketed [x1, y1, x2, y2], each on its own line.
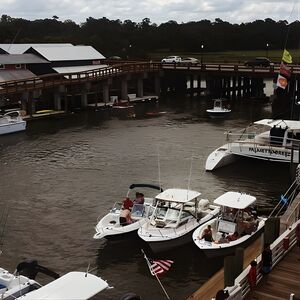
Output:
[0, 96, 292, 299]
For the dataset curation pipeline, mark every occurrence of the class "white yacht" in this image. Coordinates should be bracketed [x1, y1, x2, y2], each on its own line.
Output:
[206, 98, 231, 118]
[0, 111, 26, 135]
[93, 183, 162, 240]
[0, 261, 108, 300]
[206, 119, 300, 171]
[138, 188, 220, 253]
[193, 191, 265, 257]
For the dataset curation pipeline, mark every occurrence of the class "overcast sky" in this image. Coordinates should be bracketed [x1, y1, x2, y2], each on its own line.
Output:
[1, 0, 300, 24]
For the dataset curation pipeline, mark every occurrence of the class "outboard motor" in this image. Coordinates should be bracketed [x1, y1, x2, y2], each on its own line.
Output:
[15, 259, 59, 280]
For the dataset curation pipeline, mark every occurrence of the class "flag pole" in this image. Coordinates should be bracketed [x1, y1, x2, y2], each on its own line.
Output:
[141, 249, 171, 300]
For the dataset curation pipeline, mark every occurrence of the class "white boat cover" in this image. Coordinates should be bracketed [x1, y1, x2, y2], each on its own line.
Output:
[254, 119, 300, 130]
[213, 191, 256, 209]
[17, 272, 108, 300]
[156, 188, 201, 203]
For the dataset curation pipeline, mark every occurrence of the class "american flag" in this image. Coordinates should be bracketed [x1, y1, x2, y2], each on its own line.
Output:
[149, 259, 174, 276]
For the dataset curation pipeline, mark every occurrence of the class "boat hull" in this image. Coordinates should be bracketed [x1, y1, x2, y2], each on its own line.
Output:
[200, 225, 264, 257]
[205, 144, 239, 171]
[206, 110, 231, 118]
[139, 206, 220, 253]
[0, 121, 26, 135]
[146, 229, 195, 253]
[193, 218, 265, 257]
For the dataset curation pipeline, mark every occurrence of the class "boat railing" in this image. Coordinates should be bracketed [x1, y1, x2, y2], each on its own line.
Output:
[226, 132, 300, 150]
[225, 219, 299, 300]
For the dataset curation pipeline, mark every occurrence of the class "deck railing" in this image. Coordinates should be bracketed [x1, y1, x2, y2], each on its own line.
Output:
[223, 219, 299, 300]
[0, 62, 162, 96]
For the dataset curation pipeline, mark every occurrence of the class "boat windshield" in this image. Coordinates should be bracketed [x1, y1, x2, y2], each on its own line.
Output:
[131, 204, 145, 217]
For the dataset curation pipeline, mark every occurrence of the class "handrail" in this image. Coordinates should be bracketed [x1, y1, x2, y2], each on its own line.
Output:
[3, 61, 300, 96]
[285, 201, 300, 225]
[0, 62, 162, 95]
[225, 219, 299, 300]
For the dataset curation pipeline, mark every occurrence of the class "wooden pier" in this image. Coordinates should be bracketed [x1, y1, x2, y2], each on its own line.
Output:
[188, 190, 300, 300]
[188, 236, 264, 300]
[246, 246, 300, 300]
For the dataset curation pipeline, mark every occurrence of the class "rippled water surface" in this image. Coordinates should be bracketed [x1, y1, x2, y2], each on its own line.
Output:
[0, 97, 292, 299]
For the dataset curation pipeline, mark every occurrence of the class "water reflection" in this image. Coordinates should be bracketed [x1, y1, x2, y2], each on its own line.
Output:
[0, 96, 292, 300]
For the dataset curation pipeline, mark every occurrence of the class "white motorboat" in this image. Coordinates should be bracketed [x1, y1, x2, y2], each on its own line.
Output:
[0, 260, 108, 300]
[193, 191, 265, 257]
[0, 111, 26, 135]
[138, 188, 220, 253]
[206, 119, 300, 171]
[206, 98, 231, 118]
[93, 183, 163, 240]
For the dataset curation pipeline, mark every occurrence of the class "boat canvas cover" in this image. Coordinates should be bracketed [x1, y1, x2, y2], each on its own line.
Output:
[213, 191, 256, 209]
[17, 272, 108, 300]
[254, 119, 300, 130]
[156, 188, 201, 203]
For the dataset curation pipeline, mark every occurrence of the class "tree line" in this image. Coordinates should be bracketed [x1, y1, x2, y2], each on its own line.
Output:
[0, 14, 299, 59]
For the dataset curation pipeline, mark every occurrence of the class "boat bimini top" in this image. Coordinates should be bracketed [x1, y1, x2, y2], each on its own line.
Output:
[254, 119, 300, 130]
[155, 188, 201, 203]
[213, 191, 256, 210]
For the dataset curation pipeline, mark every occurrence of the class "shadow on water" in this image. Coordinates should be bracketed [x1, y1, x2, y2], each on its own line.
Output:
[95, 237, 223, 300]
[207, 157, 292, 211]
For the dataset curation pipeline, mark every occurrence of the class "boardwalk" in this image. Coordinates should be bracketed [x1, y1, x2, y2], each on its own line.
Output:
[188, 235, 263, 300]
[247, 246, 300, 300]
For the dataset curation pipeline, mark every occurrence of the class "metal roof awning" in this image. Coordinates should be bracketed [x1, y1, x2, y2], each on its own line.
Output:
[156, 188, 201, 203]
[52, 65, 107, 74]
[0, 69, 37, 82]
[213, 191, 256, 209]
[0, 54, 49, 64]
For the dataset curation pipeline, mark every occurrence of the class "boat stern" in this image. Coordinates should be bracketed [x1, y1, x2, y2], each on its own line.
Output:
[205, 144, 236, 171]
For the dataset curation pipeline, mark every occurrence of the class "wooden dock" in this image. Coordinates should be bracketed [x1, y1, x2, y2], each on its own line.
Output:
[188, 235, 264, 300]
[246, 245, 300, 300]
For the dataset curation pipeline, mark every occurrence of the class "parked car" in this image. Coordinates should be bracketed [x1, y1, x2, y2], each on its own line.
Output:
[161, 56, 182, 63]
[180, 57, 199, 64]
[244, 57, 271, 67]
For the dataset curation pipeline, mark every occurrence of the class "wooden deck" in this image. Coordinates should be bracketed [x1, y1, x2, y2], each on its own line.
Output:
[188, 235, 263, 300]
[247, 246, 300, 300]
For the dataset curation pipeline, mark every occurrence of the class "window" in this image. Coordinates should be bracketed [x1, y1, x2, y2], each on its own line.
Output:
[15, 64, 22, 69]
[0, 64, 4, 69]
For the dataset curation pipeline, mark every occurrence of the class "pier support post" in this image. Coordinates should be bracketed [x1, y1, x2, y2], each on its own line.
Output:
[234, 247, 244, 277]
[224, 255, 235, 287]
[27, 92, 33, 117]
[54, 85, 65, 111]
[102, 80, 110, 103]
[264, 217, 280, 245]
[137, 76, 144, 97]
[121, 76, 128, 100]
[154, 73, 161, 96]
[21, 92, 28, 113]
[81, 82, 91, 108]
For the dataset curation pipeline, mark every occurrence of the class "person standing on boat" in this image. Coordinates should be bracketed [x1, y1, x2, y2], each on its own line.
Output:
[120, 198, 134, 226]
